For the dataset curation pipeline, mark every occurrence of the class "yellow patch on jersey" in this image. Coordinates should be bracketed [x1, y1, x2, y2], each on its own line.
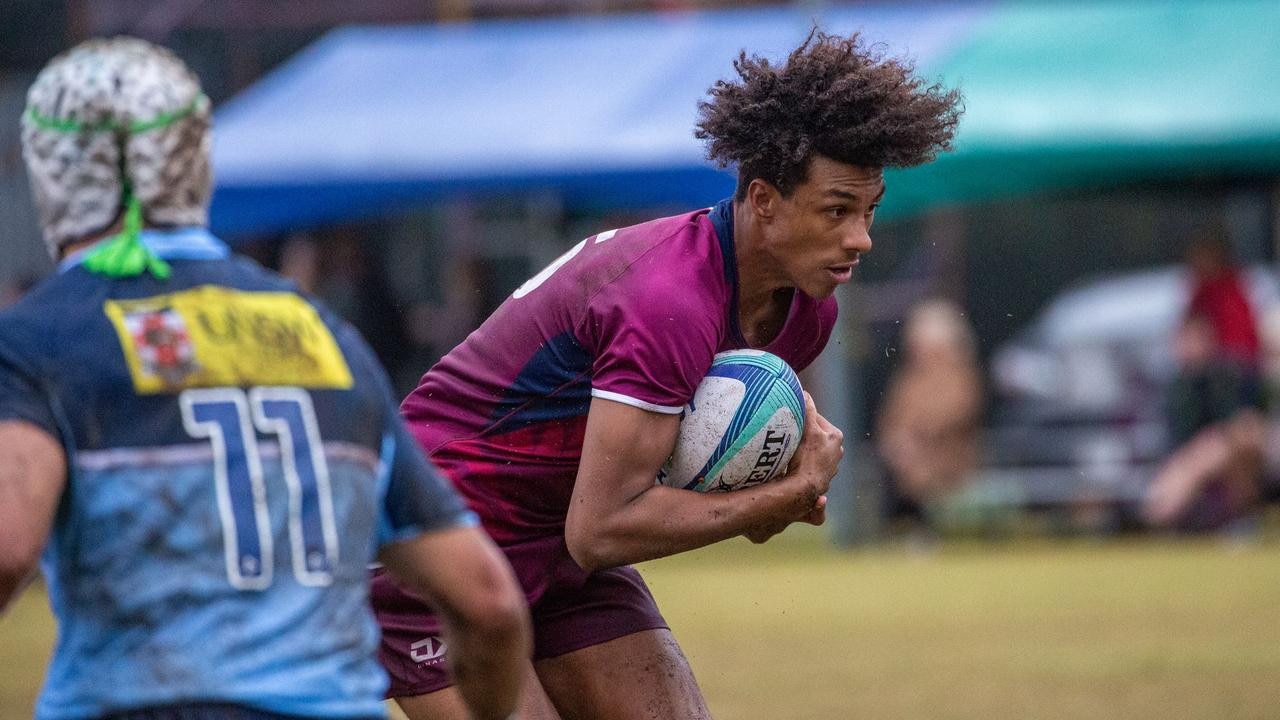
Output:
[104, 285, 354, 394]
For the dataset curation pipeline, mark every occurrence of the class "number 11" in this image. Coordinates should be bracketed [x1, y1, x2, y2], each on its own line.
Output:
[180, 387, 339, 590]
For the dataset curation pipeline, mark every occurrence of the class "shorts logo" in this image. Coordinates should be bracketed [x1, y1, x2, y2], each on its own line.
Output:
[410, 635, 447, 664]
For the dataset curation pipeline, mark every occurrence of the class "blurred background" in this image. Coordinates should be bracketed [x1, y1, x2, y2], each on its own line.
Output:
[2, 0, 1280, 718]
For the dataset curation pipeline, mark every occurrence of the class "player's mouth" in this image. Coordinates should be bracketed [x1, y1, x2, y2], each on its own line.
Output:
[826, 261, 857, 284]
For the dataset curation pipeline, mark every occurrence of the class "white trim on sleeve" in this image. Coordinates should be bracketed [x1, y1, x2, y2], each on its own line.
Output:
[590, 388, 685, 414]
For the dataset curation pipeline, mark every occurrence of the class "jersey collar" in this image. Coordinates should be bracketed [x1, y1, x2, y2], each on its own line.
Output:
[59, 226, 230, 273]
[708, 197, 749, 346]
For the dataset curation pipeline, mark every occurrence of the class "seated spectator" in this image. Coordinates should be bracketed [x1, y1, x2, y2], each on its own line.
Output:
[876, 299, 983, 528]
[1144, 229, 1270, 534]
[1143, 314, 1262, 532]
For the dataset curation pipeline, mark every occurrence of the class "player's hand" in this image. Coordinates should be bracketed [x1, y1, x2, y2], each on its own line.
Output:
[773, 393, 842, 528]
[743, 495, 826, 543]
[801, 493, 827, 526]
[786, 391, 843, 498]
[742, 394, 841, 544]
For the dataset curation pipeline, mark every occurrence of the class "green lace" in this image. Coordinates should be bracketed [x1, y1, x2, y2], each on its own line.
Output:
[82, 191, 172, 280]
[25, 95, 207, 134]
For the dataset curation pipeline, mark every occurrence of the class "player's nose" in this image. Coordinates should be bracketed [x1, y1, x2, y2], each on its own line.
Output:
[841, 224, 872, 255]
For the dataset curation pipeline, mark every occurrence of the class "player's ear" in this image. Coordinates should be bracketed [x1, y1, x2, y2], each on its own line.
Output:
[745, 178, 780, 221]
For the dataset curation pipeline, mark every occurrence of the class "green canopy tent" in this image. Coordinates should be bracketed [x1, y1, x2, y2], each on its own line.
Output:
[881, 0, 1280, 220]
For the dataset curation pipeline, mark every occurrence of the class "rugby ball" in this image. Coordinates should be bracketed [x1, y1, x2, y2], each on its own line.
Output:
[657, 349, 805, 493]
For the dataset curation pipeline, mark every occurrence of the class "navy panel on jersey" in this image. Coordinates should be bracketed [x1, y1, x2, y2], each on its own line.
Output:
[486, 331, 593, 432]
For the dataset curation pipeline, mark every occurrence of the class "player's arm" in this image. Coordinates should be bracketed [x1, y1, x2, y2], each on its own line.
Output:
[378, 525, 530, 720]
[565, 391, 843, 572]
[0, 420, 66, 613]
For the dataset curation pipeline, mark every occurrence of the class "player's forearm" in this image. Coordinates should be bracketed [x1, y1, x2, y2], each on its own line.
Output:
[566, 475, 819, 571]
[0, 427, 66, 615]
[0, 527, 44, 614]
[0, 569, 29, 615]
[441, 612, 528, 720]
[0, 529, 44, 614]
[380, 527, 532, 719]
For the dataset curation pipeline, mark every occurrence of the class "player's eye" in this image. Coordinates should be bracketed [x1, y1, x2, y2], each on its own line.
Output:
[825, 206, 848, 219]
[866, 203, 880, 216]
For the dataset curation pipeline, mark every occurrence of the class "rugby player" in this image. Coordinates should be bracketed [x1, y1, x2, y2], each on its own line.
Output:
[375, 30, 962, 719]
[0, 37, 530, 720]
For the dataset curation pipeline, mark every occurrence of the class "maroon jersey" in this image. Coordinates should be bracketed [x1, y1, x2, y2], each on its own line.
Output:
[401, 199, 837, 545]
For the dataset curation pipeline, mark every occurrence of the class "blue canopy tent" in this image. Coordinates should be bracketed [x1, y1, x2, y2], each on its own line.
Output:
[208, 3, 987, 238]
[210, 0, 1280, 239]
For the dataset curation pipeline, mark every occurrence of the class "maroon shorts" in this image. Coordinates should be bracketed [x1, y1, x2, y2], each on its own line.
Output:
[372, 533, 668, 698]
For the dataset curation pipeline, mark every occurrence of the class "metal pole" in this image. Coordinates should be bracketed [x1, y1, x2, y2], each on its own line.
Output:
[808, 284, 881, 547]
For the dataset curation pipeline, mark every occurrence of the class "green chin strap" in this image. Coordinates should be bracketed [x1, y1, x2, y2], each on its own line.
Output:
[82, 190, 172, 280]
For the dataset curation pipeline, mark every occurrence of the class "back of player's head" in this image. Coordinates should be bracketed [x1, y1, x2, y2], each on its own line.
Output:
[21, 36, 212, 258]
[696, 30, 962, 199]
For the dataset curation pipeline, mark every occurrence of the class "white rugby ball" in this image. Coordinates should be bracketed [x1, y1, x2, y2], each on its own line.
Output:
[657, 349, 805, 493]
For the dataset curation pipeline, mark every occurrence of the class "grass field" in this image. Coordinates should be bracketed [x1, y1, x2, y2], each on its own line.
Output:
[5, 530, 1280, 719]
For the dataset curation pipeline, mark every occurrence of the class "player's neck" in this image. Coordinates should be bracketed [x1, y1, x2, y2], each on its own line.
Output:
[59, 222, 126, 260]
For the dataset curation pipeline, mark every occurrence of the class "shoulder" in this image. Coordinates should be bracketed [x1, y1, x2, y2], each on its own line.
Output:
[0, 272, 92, 361]
[2, 269, 95, 315]
[196, 252, 303, 294]
[586, 211, 728, 319]
[583, 268, 724, 356]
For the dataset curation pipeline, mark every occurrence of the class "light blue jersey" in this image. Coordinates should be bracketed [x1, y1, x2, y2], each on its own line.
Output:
[0, 230, 475, 720]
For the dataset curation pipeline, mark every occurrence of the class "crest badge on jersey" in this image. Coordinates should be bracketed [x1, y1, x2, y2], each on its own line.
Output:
[123, 307, 200, 386]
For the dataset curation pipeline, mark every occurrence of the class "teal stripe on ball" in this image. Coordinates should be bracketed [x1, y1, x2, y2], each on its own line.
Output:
[687, 353, 806, 490]
[710, 352, 788, 374]
[689, 365, 775, 486]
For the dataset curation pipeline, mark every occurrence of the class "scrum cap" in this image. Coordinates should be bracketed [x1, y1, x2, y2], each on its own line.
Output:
[21, 37, 211, 264]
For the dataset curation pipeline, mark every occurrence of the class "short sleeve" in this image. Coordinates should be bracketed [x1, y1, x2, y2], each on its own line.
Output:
[0, 343, 60, 439]
[584, 272, 720, 414]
